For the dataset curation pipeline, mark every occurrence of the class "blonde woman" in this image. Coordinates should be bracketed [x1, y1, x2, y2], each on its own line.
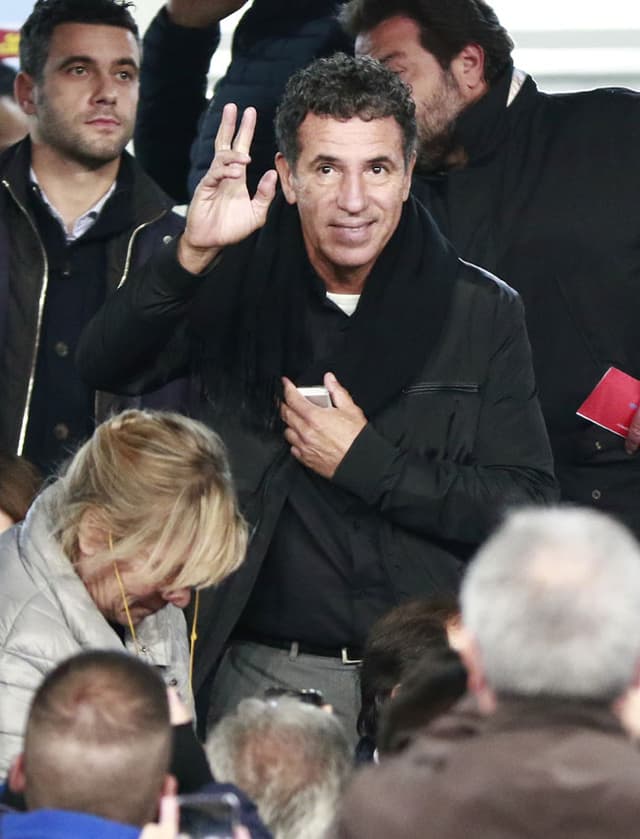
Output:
[0, 410, 247, 775]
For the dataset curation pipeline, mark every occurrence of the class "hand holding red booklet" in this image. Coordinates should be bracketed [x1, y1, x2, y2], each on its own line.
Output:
[576, 367, 640, 438]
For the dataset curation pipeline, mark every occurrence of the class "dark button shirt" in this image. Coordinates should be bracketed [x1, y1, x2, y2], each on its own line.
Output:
[23, 166, 135, 474]
[237, 281, 393, 648]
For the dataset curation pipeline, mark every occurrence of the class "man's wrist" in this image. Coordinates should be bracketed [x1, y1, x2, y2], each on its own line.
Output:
[177, 235, 222, 275]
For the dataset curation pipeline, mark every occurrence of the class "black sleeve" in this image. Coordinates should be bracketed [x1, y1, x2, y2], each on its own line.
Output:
[134, 7, 220, 204]
[332, 288, 558, 544]
[170, 722, 213, 793]
[77, 237, 205, 395]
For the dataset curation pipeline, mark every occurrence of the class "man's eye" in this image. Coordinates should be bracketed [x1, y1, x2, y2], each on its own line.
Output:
[371, 165, 385, 174]
[68, 65, 87, 76]
[319, 165, 334, 175]
[117, 70, 134, 81]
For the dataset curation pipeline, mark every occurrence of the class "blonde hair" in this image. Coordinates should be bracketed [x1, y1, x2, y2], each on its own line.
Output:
[52, 410, 247, 590]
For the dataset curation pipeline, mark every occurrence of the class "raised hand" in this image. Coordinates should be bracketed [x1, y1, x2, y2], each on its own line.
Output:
[178, 103, 278, 273]
[167, 0, 248, 28]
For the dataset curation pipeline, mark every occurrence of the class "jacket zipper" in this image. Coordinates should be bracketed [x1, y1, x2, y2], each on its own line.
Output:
[4, 176, 169, 445]
[403, 382, 480, 395]
[117, 211, 167, 289]
[2, 179, 49, 456]
[95, 210, 168, 419]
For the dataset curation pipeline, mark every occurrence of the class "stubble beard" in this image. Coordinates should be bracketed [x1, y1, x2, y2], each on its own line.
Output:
[36, 94, 132, 170]
[415, 72, 467, 174]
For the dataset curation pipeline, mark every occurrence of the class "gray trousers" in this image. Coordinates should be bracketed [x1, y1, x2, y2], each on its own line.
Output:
[206, 641, 362, 746]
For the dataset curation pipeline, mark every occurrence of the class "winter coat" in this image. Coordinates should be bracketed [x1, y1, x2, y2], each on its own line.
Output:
[412, 66, 640, 534]
[0, 484, 190, 775]
[76, 200, 557, 703]
[336, 698, 640, 839]
[0, 138, 188, 460]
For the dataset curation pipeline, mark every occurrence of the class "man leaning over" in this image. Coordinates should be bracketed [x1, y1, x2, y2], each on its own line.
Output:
[343, 0, 640, 535]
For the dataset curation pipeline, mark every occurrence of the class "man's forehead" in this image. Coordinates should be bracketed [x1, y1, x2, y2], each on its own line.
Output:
[296, 113, 405, 158]
[355, 15, 423, 59]
[46, 22, 140, 65]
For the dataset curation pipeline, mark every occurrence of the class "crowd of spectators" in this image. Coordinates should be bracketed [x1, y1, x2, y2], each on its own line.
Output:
[1, 0, 640, 836]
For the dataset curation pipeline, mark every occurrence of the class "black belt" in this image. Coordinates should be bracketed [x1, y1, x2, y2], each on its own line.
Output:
[235, 634, 363, 664]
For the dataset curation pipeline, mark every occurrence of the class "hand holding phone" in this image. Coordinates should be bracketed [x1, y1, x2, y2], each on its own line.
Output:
[177, 791, 240, 839]
[296, 386, 332, 408]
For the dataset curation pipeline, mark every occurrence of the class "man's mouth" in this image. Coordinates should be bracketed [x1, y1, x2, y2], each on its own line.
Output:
[86, 116, 121, 127]
[331, 220, 374, 242]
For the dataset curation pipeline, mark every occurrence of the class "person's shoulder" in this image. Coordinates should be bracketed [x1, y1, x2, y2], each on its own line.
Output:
[530, 83, 640, 125]
[0, 809, 140, 839]
[455, 258, 521, 305]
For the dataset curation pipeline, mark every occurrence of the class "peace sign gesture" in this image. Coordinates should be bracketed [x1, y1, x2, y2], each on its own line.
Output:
[178, 103, 278, 273]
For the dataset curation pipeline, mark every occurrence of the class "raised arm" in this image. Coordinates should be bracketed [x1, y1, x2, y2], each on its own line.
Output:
[134, 1, 249, 202]
[177, 103, 277, 273]
[79, 105, 277, 394]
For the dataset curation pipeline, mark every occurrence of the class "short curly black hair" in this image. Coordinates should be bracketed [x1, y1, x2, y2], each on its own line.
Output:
[20, 0, 138, 81]
[275, 52, 417, 169]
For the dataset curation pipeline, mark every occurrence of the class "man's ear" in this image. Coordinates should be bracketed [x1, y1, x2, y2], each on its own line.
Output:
[8, 753, 27, 793]
[274, 153, 297, 205]
[456, 625, 497, 714]
[14, 72, 37, 116]
[77, 509, 109, 558]
[450, 43, 488, 101]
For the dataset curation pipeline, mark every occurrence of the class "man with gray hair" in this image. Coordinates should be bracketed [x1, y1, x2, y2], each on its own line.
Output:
[207, 697, 352, 839]
[335, 507, 640, 839]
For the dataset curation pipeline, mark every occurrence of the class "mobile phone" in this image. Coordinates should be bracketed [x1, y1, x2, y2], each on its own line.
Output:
[176, 791, 240, 839]
[296, 386, 332, 408]
[264, 686, 325, 707]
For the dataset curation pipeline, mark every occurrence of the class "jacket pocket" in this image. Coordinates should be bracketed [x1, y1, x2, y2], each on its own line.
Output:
[391, 381, 482, 461]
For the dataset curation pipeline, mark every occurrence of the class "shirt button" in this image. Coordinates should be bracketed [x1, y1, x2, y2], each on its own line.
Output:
[592, 489, 601, 501]
[163, 235, 173, 245]
[54, 341, 69, 358]
[53, 422, 69, 441]
[140, 645, 148, 654]
[595, 441, 603, 451]
[61, 268, 71, 278]
[168, 678, 178, 686]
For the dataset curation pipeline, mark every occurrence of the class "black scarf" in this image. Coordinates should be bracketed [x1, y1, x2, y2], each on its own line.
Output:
[190, 193, 460, 430]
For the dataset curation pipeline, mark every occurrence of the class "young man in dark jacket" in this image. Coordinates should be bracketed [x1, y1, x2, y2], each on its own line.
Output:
[343, 0, 640, 536]
[78, 54, 557, 739]
[0, 0, 186, 475]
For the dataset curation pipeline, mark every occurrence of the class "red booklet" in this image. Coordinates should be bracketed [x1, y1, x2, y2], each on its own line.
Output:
[576, 367, 640, 438]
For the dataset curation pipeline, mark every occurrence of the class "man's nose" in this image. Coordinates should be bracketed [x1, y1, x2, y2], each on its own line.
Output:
[162, 588, 192, 608]
[92, 71, 117, 103]
[337, 172, 367, 213]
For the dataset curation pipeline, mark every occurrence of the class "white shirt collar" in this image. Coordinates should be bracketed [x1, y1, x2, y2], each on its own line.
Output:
[29, 167, 117, 243]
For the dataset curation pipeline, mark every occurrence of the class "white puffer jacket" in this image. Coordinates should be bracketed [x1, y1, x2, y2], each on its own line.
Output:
[0, 484, 190, 774]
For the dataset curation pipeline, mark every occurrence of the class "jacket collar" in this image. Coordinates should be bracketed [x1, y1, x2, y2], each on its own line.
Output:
[420, 64, 538, 172]
[16, 484, 181, 669]
[0, 136, 174, 225]
[485, 694, 626, 738]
